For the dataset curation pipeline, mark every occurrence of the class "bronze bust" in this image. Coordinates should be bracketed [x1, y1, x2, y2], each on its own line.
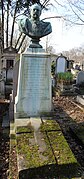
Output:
[19, 3, 52, 48]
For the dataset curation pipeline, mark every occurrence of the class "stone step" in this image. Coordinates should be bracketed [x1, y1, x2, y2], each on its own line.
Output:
[10, 117, 83, 179]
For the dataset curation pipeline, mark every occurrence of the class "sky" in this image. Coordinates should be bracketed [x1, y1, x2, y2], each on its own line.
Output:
[40, 0, 84, 53]
[47, 18, 84, 53]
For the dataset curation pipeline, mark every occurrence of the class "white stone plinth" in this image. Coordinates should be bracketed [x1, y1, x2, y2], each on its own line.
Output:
[15, 48, 52, 118]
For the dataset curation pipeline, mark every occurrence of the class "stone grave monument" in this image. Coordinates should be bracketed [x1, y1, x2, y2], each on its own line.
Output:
[55, 54, 67, 74]
[76, 71, 84, 85]
[11, 5, 83, 178]
[15, 3, 52, 118]
[76, 71, 84, 105]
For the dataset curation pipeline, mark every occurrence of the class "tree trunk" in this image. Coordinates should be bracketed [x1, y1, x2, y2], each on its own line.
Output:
[10, 0, 18, 47]
[1, 0, 4, 50]
[6, 2, 9, 48]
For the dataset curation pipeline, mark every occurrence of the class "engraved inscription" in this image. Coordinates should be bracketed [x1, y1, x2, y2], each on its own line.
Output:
[21, 58, 50, 99]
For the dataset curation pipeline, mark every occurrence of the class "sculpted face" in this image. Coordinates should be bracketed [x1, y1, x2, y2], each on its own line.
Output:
[19, 3, 52, 47]
[30, 3, 42, 20]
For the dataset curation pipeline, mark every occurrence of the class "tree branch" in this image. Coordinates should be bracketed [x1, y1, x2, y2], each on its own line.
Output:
[17, 34, 26, 52]
[67, 0, 84, 23]
[15, 32, 22, 48]
[42, 15, 64, 21]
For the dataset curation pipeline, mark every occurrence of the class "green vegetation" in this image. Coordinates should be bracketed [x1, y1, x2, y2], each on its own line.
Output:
[57, 72, 73, 83]
[51, 61, 55, 76]
[17, 133, 41, 168]
[40, 119, 61, 131]
[40, 120, 77, 164]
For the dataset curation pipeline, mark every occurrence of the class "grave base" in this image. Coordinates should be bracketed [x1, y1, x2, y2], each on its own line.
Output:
[10, 117, 83, 179]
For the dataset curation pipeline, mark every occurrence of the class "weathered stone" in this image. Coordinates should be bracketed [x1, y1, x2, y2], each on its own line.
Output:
[55, 55, 67, 73]
[77, 95, 84, 106]
[76, 71, 84, 85]
[15, 118, 83, 179]
[15, 48, 52, 118]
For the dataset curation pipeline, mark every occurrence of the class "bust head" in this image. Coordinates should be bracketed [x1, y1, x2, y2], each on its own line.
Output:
[19, 3, 52, 48]
[30, 3, 42, 21]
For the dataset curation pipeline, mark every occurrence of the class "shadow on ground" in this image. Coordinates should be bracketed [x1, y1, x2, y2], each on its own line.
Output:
[19, 162, 81, 179]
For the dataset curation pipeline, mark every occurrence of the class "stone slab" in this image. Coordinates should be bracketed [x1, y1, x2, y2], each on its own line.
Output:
[15, 48, 52, 118]
[15, 117, 83, 179]
[77, 95, 84, 106]
[15, 118, 31, 127]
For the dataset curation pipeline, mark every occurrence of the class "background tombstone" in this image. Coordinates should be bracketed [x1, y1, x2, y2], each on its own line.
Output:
[55, 54, 67, 74]
[76, 71, 84, 85]
[82, 61, 84, 71]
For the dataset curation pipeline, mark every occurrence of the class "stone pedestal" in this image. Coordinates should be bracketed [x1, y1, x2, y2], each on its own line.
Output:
[15, 48, 52, 118]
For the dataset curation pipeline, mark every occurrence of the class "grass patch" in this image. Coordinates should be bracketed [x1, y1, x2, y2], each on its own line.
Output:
[57, 72, 73, 83]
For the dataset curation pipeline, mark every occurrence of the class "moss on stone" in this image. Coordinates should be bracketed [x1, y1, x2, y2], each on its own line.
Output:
[40, 119, 61, 131]
[16, 123, 34, 134]
[16, 119, 82, 178]
[47, 131, 76, 164]
[16, 132, 41, 168]
[10, 133, 16, 140]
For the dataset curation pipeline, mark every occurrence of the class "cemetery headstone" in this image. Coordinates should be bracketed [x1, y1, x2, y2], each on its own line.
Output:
[55, 55, 67, 74]
[76, 71, 84, 85]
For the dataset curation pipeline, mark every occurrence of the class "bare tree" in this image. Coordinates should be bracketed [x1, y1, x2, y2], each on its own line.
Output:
[0, 0, 31, 51]
[0, 0, 55, 52]
[53, 0, 84, 25]
[0, 0, 84, 53]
